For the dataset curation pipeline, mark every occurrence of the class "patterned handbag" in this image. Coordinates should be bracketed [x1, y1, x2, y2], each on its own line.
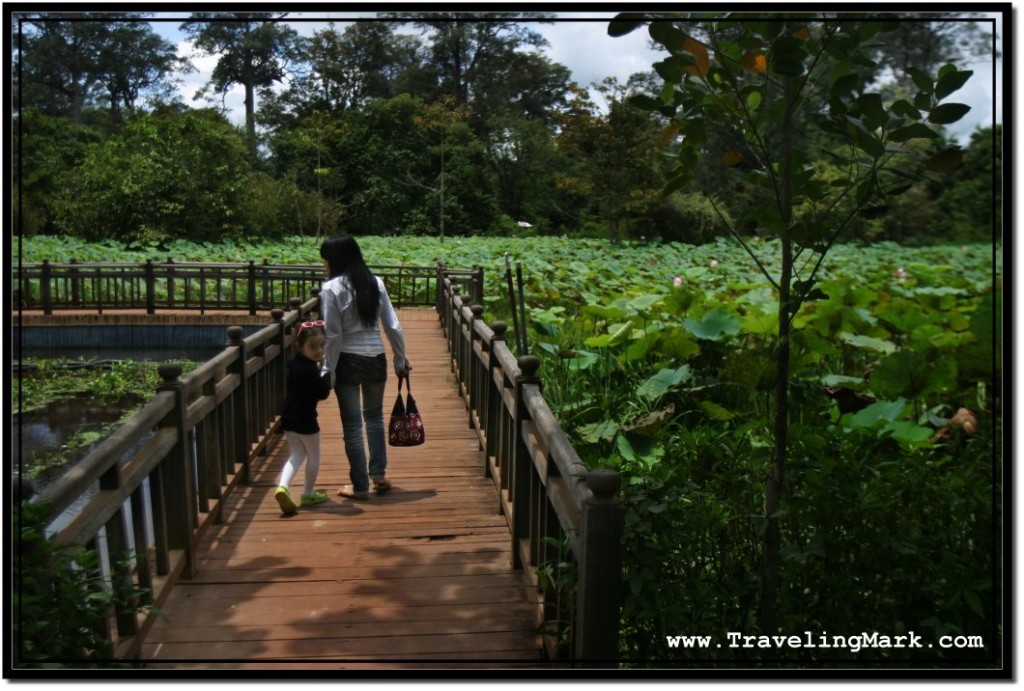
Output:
[388, 376, 424, 447]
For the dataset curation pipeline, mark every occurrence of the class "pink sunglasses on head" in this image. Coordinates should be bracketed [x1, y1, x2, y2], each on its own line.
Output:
[295, 319, 324, 339]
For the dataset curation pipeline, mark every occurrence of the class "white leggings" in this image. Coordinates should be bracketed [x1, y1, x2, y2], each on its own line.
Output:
[278, 431, 321, 497]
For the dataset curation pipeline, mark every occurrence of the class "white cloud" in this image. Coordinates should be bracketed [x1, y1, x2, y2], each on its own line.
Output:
[158, 13, 1000, 143]
[535, 18, 663, 89]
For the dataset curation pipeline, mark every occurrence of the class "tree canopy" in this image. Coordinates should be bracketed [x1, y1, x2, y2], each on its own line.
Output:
[11, 12, 1000, 246]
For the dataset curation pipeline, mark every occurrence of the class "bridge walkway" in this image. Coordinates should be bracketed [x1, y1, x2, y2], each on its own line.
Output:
[138, 309, 545, 669]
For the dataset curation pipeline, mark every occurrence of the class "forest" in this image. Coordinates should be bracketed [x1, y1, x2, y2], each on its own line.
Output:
[12, 11, 1000, 246]
[11, 10, 1004, 668]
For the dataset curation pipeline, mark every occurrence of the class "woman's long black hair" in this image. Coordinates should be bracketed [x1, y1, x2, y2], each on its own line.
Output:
[320, 235, 380, 327]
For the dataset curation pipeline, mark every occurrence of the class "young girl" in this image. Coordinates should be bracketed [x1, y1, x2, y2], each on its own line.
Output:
[319, 235, 411, 500]
[274, 319, 332, 515]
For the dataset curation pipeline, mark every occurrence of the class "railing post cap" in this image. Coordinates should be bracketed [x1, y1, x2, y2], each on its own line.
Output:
[227, 325, 244, 343]
[271, 308, 285, 321]
[517, 355, 541, 377]
[491, 321, 507, 339]
[470, 304, 484, 318]
[288, 297, 302, 308]
[586, 469, 621, 499]
[158, 363, 182, 382]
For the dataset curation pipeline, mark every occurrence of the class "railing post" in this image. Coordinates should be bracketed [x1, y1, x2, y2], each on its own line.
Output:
[166, 257, 175, 309]
[69, 258, 80, 306]
[574, 469, 624, 664]
[156, 363, 197, 578]
[247, 261, 258, 316]
[40, 260, 52, 315]
[472, 265, 484, 306]
[436, 263, 447, 316]
[485, 321, 507, 480]
[227, 326, 251, 483]
[468, 305, 484, 433]
[450, 286, 462, 375]
[510, 354, 541, 570]
[272, 308, 287, 420]
[145, 259, 156, 315]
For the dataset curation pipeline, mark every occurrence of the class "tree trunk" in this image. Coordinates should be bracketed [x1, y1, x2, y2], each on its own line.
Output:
[244, 81, 257, 156]
[760, 71, 796, 634]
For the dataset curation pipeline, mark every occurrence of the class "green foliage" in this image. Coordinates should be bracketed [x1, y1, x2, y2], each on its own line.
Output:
[52, 109, 254, 242]
[646, 191, 734, 244]
[17, 235, 1001, 663]
[13, 109, 102, 236]
[13, 500, 154, 666]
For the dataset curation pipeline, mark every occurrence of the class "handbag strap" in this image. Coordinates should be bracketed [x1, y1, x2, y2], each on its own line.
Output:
[398, 374, 411, 393]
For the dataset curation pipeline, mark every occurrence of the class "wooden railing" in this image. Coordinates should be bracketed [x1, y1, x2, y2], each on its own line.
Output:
[439, 281, 625, 663]
[20, 264, 623, 665]
[27, 297, 320, 658]
[15, 260, 483, 315]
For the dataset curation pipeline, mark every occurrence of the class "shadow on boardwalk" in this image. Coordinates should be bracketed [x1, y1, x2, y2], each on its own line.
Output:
[140, 310, 546, 669]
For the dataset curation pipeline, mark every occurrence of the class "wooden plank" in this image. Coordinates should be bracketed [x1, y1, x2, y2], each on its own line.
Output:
[136, 309, 543, 666]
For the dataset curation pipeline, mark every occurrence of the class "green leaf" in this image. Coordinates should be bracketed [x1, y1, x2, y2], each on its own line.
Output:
[870, 350, 932, 399]
[648, 21, 686, 51]
[654, 57, 685, 83]
[700, 400, 737, 420]
[746, 89, 763, 110]
[839, 332, 897, 354]
[884, 420, 934, 450]
[935, 69, 973, 100]
[857, 93, 887, 130]
[682, 308, 741, 341]
[636, 366, 691, 401]
[847, 398, 907, 429]
[578, 419, 619, 443]
[622, 404, 676, 435]
[629, 94, 662, 112]
[927, 102, 971, 125]
[889, 99, 922, 120]
[907, 67, 933, 92]
[888, 123, 939, 142]
[854, 127, 886, 159]
[608, 15, 646, 37]
[822, 374, 868, 390]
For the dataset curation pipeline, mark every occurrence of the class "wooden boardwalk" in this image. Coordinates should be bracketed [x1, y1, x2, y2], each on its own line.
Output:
[139, 309, 545, 669]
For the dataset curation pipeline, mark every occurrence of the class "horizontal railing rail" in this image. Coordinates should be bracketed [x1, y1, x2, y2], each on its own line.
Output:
[439, 277, 624, 664]
[25, 295, 321, 658]
[15, 260, 483, 316]
[17, 262, 622, 665]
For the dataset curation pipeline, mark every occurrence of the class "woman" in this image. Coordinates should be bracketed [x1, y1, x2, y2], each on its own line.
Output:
[319, 235, 411, 500]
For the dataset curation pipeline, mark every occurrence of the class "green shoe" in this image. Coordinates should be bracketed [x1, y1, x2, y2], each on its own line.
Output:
[275, 485, 297, 514]
[301, 490, 329, 506]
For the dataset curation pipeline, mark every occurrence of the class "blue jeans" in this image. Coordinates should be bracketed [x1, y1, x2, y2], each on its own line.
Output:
[334, 379, 387, 493]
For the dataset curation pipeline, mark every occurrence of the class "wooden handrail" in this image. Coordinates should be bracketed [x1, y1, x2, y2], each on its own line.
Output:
[19, 262, 621, 664]
[14, 261, 483, 315]
[26, 294, 321, 658]
[438, 275, 625, 664]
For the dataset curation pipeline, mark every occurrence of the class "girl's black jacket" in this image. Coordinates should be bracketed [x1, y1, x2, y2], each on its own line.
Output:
[281, 354, 332, 434]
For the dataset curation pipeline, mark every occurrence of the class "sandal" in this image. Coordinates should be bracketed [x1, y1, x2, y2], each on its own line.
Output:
[337, 485, 369, 500]
[373, 478, 393, 494]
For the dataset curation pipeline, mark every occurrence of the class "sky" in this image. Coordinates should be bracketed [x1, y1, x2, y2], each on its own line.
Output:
[149, 10, 1003, 146]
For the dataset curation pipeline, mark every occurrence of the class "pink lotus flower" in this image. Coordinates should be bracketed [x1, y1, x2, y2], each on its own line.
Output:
[673, 276, 684, 288]
[709, 259, 719, 268]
